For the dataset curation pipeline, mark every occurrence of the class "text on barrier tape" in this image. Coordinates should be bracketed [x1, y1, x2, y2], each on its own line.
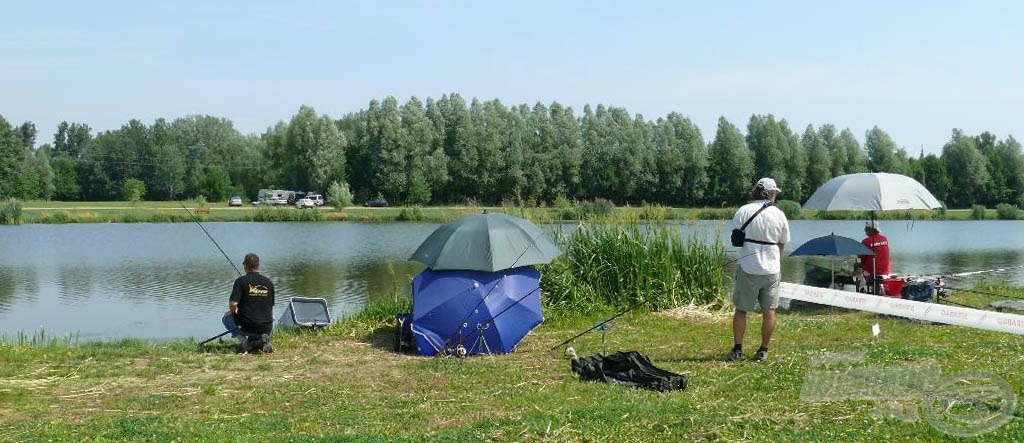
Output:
[778, 282, 1024, 336]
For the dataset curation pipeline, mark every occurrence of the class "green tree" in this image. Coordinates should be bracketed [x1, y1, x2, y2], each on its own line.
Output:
[746, 114, 790, 196]
[437, 94, 475, 203]
[942, 129, 991, 207]
[53, 121, 92, 159]
[0, 115, 28, 198]
[652, 113, 707, 205]
[549, 102, 583, 200]
[50, 153, 81, 200]
[838, 128, 868, 173]
[195, 166, 232, 202]
[819, 124, 845, 176]
[707, 116, 753, 205]
[122, 178, 146, 202]
[309, 115, 347, 194]
[326, 180, 354, 208]
[916, 154, 949, 204]
[802, 124, 831, 200]
[995, 136, 1024, 205]
[865, 126, 896, 172]
[15, 122, 37, 150]
[400, 97, 436, 204]
[148, 143, 186, 200]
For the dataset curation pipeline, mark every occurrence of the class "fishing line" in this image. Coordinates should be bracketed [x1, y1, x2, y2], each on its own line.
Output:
[177, 200, 242, 276]
[547, 251, 756, 352]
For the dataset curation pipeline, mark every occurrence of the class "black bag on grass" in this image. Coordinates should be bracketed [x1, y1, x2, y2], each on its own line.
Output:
[570, 351, 687, 391]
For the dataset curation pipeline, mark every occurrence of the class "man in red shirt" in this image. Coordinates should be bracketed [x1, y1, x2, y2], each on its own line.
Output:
[859, 220, 891, 293]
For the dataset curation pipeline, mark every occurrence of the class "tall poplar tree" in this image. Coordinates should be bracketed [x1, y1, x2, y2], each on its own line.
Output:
[707, 116, 753, 205]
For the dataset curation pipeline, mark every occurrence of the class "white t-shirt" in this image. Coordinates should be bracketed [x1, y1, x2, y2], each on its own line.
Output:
[731, 200, 791, 275]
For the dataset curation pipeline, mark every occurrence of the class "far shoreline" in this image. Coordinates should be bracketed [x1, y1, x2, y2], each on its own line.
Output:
[6, 200, 1005, 224]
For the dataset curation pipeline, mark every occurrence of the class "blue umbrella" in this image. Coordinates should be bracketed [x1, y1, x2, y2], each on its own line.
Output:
[410, 266, 543, 356]
[790, 233, 875, 257]
[790, 233, 874, 288]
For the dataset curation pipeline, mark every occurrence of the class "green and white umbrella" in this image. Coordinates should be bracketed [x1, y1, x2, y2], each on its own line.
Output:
[409, 213, 562, 272]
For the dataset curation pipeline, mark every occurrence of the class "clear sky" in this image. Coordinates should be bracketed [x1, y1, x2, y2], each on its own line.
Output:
[3, 1, 1021, 155]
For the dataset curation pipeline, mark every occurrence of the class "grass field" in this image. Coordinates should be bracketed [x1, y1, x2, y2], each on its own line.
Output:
[1, 302, 1021, 442]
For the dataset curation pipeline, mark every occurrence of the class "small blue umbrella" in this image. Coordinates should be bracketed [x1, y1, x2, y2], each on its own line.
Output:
[790, 233, 875, 257]
[790, 233, 874, 288]
[410, 266, 543, 356]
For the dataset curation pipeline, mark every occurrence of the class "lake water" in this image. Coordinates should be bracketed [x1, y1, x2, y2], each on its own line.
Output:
[2, 220, 1023, 341]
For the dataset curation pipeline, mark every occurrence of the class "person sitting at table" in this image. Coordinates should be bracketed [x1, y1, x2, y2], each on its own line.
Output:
[858, 220, 891, 293]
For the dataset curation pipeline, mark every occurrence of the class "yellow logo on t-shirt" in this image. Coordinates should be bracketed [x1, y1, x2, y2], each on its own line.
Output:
[248, 284, 270, 297]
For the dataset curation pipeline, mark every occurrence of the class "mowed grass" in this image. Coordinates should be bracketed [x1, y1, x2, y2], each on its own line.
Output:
[1, 305, 1022, 442]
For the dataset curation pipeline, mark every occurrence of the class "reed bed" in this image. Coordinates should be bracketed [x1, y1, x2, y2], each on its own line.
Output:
[540, 220, 728, 317]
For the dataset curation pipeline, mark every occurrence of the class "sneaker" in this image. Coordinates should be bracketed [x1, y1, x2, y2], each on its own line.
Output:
[726, 348, 744, 362]
[754, 348, 768, 362]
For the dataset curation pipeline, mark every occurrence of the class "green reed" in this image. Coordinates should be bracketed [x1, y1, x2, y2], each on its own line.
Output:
[540, 220, 727, 317]
[0, 327, 77, 347]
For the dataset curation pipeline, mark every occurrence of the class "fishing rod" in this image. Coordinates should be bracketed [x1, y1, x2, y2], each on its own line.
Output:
[943, 264, 1024, 280]
[944, 285, 1024, 301]
[548, 251, 756, 352]
[198, 328, 238, 346]
[177, 200, 242, 276]
[178, 199, 246, 348]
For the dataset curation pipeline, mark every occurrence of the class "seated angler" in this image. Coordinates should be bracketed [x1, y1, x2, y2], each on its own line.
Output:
[222, 253, 276, 353]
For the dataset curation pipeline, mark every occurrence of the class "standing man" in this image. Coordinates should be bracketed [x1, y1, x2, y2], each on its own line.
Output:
[728, 178, 790, 362]
[223, 253, 275, 353]
[858, 220, 891, 293]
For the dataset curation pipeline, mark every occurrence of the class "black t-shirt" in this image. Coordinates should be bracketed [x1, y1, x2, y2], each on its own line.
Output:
[230, 272, 275, 334]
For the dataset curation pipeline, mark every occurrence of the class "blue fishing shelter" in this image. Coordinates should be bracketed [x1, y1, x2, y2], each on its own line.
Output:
[410, 266, 543, 356]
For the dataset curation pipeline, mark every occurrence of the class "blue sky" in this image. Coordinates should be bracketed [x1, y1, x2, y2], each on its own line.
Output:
[3, 1, 1021, 154]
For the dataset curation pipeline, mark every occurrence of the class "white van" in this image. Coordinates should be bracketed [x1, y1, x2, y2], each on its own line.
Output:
[307, 193, 325, 206]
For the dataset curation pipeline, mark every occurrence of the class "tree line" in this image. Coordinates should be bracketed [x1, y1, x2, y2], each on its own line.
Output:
[1, 94, 1022, 208]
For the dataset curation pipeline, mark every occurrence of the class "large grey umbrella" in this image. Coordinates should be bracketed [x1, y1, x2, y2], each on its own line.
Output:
[803, 172, 943, 211]
[409, 213, 562, 272]
[803, 172, 940, 284]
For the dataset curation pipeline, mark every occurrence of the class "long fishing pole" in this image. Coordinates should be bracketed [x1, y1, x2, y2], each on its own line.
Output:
[178, 199, 246, 348]
[943, 264, 1024, 280]
[177, 200, 242, 276]
[944, 285, 1024, 301]
[548, 251, 756, 352]
[198, 328, 237, 346]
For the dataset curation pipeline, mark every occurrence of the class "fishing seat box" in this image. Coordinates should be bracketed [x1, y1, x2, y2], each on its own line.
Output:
[278, 297, 332, 328]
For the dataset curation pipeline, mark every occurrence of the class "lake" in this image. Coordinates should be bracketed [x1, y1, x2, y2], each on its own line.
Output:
[2, 219, 1023, 341]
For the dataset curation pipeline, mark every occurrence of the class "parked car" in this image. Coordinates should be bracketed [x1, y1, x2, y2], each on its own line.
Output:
[295, 198, 315, 209]
[364, 197, 389, 207]
[272, 196, 288, 205]
[228, 196, 243, 207]
[307, 193, 325, 206]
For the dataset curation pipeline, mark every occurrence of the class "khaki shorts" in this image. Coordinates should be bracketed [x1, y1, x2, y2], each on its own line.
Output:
[733, 268, 780, 312]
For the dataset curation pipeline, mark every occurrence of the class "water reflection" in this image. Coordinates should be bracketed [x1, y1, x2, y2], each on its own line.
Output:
[0, 220, 1022, 340]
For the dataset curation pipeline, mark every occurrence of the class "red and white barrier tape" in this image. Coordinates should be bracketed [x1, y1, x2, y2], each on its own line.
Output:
[778, 282, 1024, 336]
